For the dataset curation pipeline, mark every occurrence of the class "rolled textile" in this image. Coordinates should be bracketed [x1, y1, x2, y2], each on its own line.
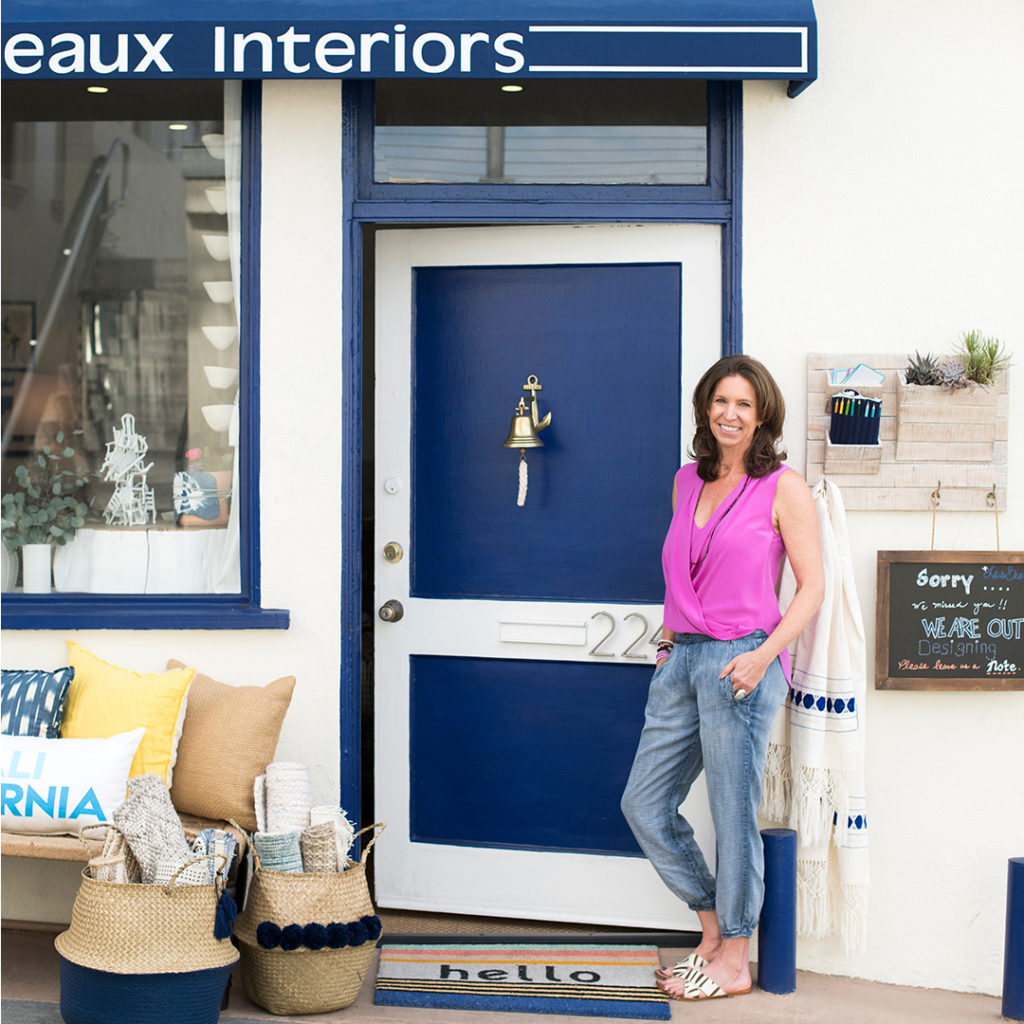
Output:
[188, 827, 239, 883]
[113, 774, 191, 884]
[253, 830, 304, 873]
[309, 805, 356, 868]
[87, 825, 142, 884]
[152, 828, 236, 887]
[300, 821, 338, 873]
[265, 762, 313, 833]
[254, 774, 267, 834]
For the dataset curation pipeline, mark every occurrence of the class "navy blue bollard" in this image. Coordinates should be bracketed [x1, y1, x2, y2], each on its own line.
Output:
[1005, 857, 1024, 1021]
[757, 828, 797, 994]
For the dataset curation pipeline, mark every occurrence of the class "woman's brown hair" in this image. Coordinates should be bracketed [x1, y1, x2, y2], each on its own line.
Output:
[689, 355, 787, 481]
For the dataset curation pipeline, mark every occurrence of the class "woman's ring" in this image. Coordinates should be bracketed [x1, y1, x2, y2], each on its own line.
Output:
[733, 688, 748, 702]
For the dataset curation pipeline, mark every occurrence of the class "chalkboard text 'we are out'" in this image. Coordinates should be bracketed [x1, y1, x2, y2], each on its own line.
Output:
[876, 552, 1023, 690]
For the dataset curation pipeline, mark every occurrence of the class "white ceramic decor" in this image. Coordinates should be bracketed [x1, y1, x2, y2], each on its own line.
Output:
[201, 325, 238, 350]
[205, 187, 228, 214]
[201, 133, 225, 160]
[21, 543, 52, 593]
[202, 233, 230, 261]
[203, 281, 234, 303]
[203, 366, 239, 389]
[202, 404, 234, 432]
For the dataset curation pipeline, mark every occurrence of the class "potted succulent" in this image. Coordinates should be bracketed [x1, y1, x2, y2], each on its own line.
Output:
[955, 330, 1011, 386]
[896, 333, 1009, 462]
[1, 430, 91, 592]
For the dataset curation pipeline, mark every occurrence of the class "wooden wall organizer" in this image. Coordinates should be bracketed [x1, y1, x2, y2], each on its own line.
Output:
[805, 353, 1008, 511]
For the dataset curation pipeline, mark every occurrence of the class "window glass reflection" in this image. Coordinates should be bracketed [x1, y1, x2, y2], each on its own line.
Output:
[1, 82, 242, 595]
[374, 79, 708, 186]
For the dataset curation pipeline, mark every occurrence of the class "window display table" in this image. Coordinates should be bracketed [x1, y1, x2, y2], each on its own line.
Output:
[53, 525, 232, 594]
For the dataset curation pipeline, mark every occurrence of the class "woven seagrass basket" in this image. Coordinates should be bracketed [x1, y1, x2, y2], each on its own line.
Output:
[55, 843, 237, 1024]
[234, 822, 385, 1015]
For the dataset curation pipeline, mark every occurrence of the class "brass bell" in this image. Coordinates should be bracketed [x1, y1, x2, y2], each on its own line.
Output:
[503, 399, 544, 449]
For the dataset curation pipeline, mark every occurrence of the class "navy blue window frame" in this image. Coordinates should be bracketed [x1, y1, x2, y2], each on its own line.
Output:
[339, 78, 741, 824]
[2, 81, 289, 631]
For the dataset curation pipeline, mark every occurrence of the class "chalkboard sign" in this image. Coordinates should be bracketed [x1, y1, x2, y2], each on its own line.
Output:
[876, 551, 1024, 690]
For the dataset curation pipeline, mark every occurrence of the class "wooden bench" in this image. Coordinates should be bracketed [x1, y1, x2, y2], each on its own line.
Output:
[2, 814, 247, 866]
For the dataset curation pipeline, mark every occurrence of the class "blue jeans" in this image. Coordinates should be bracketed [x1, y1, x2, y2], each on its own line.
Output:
[620, 631, 788, 939]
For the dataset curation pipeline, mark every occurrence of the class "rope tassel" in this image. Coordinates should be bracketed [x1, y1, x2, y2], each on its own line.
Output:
[517, 449, 528, 507]
[214, 887, 238, 940]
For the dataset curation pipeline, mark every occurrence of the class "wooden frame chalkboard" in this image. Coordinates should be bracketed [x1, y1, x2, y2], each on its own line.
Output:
[876, 551, 1024, 690]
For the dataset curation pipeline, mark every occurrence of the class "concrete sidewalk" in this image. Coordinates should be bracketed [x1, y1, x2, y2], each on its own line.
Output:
[2, 926, 1005, 1024]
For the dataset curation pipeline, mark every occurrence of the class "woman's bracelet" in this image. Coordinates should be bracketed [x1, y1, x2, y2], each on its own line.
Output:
[655, 649, 671, 664]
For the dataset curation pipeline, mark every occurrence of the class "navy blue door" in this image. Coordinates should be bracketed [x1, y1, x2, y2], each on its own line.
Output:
[374, 225, 721, 924]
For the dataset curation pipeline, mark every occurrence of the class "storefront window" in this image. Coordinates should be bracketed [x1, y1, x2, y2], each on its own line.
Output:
[374, 79, 707, 185]
[2, 81, 243, 595]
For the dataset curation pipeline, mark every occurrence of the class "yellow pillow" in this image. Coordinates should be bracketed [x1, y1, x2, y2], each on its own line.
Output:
[61, 642, 194, 787]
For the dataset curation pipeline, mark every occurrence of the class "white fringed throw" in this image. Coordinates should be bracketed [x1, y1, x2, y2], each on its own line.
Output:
[309, 804, 357, 869]
[265, 761, 314, 833]
[762, 478, 870, 954]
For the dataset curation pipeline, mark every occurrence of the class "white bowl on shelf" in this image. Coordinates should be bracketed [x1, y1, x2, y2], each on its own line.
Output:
[202, 404, 235, 432]
[202, 233, 230, 261]
[203, 280, 234, 303]
[201, 325, 238, 350]
[202, 134, 225, 160]
[204, 365, 239, 390]
[205, 187, 228, 214]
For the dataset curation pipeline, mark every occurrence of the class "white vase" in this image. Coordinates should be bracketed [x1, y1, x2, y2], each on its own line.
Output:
[1, 545, 17, 592]
[21, 543, 53, 593]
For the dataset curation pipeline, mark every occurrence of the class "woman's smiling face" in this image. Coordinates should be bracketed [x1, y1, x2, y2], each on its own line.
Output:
[707, 374, 760, 457]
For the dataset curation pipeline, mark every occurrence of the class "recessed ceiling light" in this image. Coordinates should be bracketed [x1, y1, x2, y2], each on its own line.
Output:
[501, 84, 524, 93]
[87, 86, 108, 94]
[168, 123, 189, 131]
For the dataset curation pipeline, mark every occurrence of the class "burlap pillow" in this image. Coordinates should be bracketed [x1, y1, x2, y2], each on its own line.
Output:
[166, 661, 295, 830]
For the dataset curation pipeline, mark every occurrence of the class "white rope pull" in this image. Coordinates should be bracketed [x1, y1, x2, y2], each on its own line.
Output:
[517, 450, 528, 507]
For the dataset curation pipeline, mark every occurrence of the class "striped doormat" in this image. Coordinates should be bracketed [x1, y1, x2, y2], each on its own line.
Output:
[373, 943, 671, 1019]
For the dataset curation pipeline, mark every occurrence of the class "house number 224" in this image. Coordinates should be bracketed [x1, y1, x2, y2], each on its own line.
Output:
[588, 611, 662, 659]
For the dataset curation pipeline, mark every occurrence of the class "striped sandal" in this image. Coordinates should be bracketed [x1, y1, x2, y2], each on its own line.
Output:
[653, 952, 708, 981]
[679, 968, 752, 1001]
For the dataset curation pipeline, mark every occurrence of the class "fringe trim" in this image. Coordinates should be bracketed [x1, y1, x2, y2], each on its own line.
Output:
[838, 881, 870, 955]
[791, 763, 853, 847]
[796, 854, 831, 939]
[795, 858, 871, 952]
[760, 741, 792, 823]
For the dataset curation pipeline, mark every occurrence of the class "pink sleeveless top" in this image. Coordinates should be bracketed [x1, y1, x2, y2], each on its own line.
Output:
[662, 462, 791, 681]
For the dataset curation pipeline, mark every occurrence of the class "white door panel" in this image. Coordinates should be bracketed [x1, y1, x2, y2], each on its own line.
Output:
[374, 223, 721, 927]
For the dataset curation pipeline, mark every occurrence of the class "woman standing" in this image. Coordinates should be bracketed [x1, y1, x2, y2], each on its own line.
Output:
[621, 355, 824, 1001]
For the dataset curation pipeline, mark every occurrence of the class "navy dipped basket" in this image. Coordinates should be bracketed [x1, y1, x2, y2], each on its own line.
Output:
[58, 959, 233, 1024]
[55, 850, 238, 1024]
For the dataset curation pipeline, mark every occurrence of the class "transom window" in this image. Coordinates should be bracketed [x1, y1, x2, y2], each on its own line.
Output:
[374, 79, 708, 186]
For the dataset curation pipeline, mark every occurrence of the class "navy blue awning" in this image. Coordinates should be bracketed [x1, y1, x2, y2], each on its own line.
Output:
[2, 0, 816, 94]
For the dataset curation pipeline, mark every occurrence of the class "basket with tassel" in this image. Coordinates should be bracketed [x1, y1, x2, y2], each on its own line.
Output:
[55, 830, 238, 1024]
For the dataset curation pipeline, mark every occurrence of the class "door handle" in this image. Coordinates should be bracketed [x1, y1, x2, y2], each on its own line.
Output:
[379, 599, 405, 622]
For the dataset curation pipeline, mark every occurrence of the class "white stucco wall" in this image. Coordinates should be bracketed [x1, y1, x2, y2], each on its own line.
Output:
[1, 80, 346, 923]
[743, 0, 1023, 996]
[3, 2, 1022, 998]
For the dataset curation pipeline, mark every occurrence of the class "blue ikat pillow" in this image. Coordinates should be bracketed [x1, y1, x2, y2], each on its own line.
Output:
[1, 668, 75, 739]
